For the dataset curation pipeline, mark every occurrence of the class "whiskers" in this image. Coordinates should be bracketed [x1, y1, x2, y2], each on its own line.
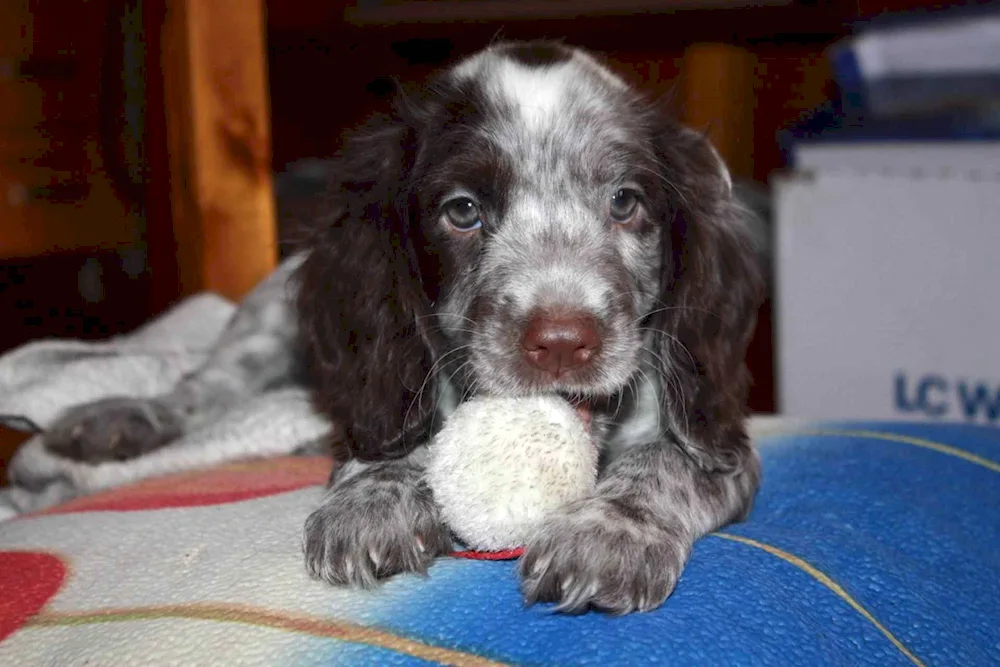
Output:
[413, 312, 479, 337]
[642, 357, 686, 444]
[624, 290, 724, 326]
[401, 342, 471, 435]
[403, 305, 695, 448]
[597, 338, 691, 446]
[403, 308, 493, 434]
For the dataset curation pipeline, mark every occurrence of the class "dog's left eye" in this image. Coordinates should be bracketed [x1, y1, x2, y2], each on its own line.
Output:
[610, 188, 640, 223]
[442, 198, 483, 232]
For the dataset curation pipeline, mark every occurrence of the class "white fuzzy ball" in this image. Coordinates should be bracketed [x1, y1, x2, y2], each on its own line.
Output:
[426, 395, 598, 552]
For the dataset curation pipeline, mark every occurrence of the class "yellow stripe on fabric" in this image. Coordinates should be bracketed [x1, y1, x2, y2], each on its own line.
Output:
[792, 429, 1000, 474]
[28, 603, 508, 667]
[713, 532, 924, 667]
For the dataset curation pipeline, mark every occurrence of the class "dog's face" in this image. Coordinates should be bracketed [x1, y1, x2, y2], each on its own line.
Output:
[298, 40, 761, 460]
[411, 43, 670, 401]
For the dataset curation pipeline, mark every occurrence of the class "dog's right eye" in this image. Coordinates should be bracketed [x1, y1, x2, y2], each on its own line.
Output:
[610, 188, 640, 223]
[442, 198, 483, 232]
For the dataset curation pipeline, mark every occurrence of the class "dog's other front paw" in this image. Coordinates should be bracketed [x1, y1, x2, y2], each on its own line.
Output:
[520, 497, 690, 614]
[44, 397, 184, 463]
[303, 463, 452, 588]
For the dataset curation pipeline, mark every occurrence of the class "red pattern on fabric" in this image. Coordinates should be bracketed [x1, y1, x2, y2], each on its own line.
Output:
[0, 551, 67, 642]
[32, 457, 334, 516]
[450, 547, 525, 561]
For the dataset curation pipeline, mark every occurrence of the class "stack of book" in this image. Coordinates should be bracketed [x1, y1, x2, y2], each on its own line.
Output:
[783, 5, 1000, 177]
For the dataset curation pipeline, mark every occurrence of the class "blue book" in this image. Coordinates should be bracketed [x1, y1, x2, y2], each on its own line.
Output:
[830, 4, 1000, 117]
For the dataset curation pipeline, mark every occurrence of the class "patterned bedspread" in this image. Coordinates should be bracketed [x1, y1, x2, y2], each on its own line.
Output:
[1, 420, 997, 666]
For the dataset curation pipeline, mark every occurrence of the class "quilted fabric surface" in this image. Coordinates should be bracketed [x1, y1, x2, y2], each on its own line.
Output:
[0, 420, 997, 666]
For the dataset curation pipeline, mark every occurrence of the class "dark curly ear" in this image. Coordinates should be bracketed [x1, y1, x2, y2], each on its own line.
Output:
[295, 113, 439, 462]
[651, 125, 765, 473]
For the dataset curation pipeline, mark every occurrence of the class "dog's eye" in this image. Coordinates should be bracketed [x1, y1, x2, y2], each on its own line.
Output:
[442, 198, 483, 232]
[610, 188, 639, 223]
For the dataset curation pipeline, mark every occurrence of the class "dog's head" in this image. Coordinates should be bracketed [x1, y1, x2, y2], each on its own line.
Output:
[298, 41, 763, 464]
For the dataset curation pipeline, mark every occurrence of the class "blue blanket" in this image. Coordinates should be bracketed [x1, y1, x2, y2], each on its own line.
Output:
[390, 421, 1000, 665]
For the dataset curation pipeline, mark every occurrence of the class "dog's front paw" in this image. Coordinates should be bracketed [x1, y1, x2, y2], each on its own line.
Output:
[44, 397, 184, 463]
[303, 464, 452, 588]
[520, 497, 690, 614]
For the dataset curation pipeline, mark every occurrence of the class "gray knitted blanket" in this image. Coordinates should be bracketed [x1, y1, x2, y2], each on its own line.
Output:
[0, 293, 330, 519]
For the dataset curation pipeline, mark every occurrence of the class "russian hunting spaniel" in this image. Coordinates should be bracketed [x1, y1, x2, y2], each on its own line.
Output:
[40, 41, 764, 615]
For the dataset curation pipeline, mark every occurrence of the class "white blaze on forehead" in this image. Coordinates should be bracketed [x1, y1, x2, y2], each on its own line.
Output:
[490, 58, 574, 128]
[450, 45, 629, 132]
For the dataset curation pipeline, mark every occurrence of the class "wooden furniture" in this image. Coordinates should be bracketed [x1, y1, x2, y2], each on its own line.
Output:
[0, 1, 134, 259]
[159, 0, 278, 302]
[0, 0, 278, 302]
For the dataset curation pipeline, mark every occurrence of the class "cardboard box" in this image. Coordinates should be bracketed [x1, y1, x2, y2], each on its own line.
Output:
[774, 169, 1000, 425]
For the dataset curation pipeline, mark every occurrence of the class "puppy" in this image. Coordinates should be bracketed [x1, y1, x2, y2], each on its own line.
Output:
[41, 41, 764, 615]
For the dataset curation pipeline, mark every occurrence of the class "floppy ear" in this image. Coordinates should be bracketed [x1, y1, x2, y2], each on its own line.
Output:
[295, 113, 440, 463]
[650, 125, 765, 473]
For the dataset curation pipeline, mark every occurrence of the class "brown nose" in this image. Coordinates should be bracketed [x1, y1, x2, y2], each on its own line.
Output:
[521, 311, 601, 377]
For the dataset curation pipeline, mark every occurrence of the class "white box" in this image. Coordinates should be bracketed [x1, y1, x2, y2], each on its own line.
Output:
[774, 168, 1000, 425]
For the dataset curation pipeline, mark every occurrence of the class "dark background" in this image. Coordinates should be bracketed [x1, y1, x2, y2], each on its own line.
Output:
[0, 0, 977, 433]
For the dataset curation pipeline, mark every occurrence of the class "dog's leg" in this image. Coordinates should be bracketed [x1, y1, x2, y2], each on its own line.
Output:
[520, 433, 759, 614]
[43, 256, 305, 463]
[303, 447, 453, 587]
